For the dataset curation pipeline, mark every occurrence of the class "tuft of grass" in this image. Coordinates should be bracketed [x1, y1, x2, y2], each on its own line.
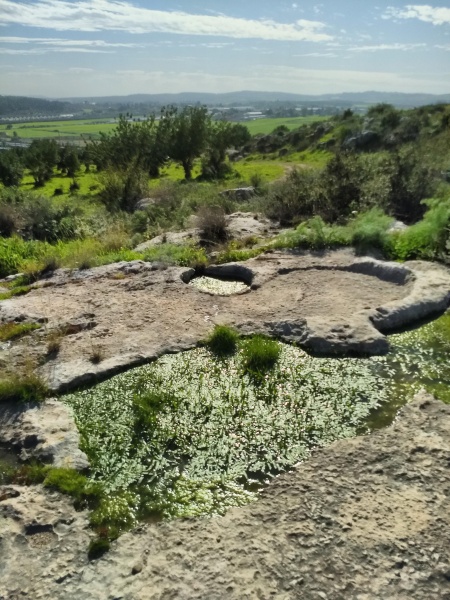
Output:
[240, 335, 281, 374]
[0, 372, 48, 404]
[205, 324, 239, 356]
[0, 322, 41, 342]
[87, 537, 111, 561]
[46, 329, 63, 357]
[0, 285, 33, 301]
[89, 347, 105, 364]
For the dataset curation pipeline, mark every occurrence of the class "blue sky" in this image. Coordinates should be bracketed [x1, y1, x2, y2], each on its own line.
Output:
[0, 1, 450, 98]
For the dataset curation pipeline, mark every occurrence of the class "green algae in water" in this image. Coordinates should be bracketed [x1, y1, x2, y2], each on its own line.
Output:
[367, 311, 450, 429]
[189, 276, 248, 295]
[62, 310, 450, 534]
[63, 343, 385, 527]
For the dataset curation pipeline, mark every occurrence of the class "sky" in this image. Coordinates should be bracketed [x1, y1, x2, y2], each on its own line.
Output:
[0, 1, 450, 98]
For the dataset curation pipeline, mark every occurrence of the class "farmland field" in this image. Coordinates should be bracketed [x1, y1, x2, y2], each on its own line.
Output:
[244, 116, 328, 135]
[0, 115, 330, 141]
[0, 119, 118, 140]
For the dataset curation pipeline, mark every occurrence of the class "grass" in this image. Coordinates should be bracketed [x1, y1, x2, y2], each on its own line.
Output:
[0, 372, 48, 403]
[232, 161, 285, 182]
[0, 284, 33, 301]
[0, 322, 41, 342]
[1, 119, 118, 140]
[240, 335, 281, 374]
[244, 116, 328, 136]
[205, 324, 239, 356]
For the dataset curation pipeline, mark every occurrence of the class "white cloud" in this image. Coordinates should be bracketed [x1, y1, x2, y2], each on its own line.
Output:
[0, 0, 333, 41]
[0, 46, 113, 54]
[68, 67, 95, 73]
[348, 42, 427, 52]
[295, 52, 339, 57]
[436, 44, 450, 50]
[384, 5, 450, 25]
[0, 36, 143, 47]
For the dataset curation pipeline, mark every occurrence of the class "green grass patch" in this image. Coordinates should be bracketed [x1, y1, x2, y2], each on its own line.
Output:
[245, 116, 328, 136]
[43, 467, 100, 501]
[286, 148, 333, 167]
[240, 335, 281, 375]
[0, 322, 40, 341]
[0, 285, 33, 301]
[232, 160, 285, 182]
[0, 372, 48, 404]
[205, 324, 239, 356]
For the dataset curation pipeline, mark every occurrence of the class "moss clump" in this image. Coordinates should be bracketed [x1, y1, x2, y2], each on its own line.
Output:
[0, 322, 40, 342]
[205, 324, 239, 356]
[241, 335, 281, 374]
[43, 468, 100, 501]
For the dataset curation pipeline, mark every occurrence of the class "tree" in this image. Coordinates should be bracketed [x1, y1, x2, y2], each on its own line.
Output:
[202, 121, 251, 179]
[88, 114, 167, 176]
[25, 139, 59, 186]
[167, 106, 210, 180]
[58, 145, 80, 177]
[0, 150, 24, 187]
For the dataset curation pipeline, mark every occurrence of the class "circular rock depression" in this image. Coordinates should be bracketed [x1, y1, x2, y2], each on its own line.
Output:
[0, 249, 449, 392]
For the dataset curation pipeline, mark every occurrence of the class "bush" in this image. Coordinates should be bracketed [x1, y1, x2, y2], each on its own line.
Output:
[264, 168, 322, 225]
[205, 324, 239, 356]
[99, 167, 150, 212]
[388, 197, 450, 261]
[240, 335, 281, 374]
[197, 205, 228, 242]
[349, 208, 393, 253]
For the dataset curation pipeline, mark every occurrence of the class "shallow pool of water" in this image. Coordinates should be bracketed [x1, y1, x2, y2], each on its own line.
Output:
[62, 310, 450, 533]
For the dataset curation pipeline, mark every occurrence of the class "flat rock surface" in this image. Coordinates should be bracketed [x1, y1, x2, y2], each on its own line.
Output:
[1, 249, 450, 391]
[1, 393, 450, 599]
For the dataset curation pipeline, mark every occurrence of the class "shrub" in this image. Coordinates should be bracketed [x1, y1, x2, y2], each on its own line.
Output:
[205, 324, 239, 356]
[388, 197, 450, 261]
[349, 208, 393, 253]
[197, 205, 228, 242]
[263, 168, 322, 225]
[240, 335, 281, 374]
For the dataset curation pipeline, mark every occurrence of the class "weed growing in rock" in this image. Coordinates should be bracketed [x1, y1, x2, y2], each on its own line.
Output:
[205, 324, 239, 356]
[0, 284, 33, 301]
[0, 372, 48, 403]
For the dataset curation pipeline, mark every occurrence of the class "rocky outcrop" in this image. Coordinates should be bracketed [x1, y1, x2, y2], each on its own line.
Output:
[0, 399, 88, 470]
[1, 393, 449, 599]
[1, 250, 450, 392]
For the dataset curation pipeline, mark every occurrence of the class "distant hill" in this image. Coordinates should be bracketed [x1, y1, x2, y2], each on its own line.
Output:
[0, 95, 75, 117]
[59, 90, 450, 108]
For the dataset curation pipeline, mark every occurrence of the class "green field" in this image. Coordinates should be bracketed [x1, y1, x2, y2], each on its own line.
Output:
[244, 116, 328, 136]
[1, 115, 330, 141]
[0, 119, 118, 140]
